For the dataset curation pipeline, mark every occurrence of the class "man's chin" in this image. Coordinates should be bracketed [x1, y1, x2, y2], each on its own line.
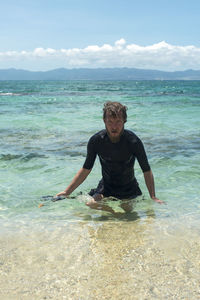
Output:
[109, 133, 121, 142]
[111, 132, 120, 137]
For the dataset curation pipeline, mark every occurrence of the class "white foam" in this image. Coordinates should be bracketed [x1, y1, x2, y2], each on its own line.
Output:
[0, 92, 20, 96]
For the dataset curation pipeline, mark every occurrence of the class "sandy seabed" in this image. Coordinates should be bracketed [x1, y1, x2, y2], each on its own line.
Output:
[0, 215, 200, 300]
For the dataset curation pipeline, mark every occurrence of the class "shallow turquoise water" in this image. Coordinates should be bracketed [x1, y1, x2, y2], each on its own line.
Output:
[0, 80, 200, 228]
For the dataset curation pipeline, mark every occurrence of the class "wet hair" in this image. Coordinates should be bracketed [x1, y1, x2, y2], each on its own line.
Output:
[103, 101, 127, 123]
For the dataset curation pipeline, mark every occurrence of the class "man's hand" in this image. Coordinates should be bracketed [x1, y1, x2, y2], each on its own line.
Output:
[152, 196, 166, 205]
[56, 191, 69, 198]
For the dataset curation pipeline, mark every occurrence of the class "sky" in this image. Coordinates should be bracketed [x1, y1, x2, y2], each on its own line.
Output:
[0, 0, 200, 71]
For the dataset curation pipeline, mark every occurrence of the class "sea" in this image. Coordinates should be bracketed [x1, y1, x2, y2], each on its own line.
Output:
[0, 80, 200, 299]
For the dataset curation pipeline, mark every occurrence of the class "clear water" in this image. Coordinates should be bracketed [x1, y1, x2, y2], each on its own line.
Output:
[0, 80, 200, 227]
[1, 80, 200, 299]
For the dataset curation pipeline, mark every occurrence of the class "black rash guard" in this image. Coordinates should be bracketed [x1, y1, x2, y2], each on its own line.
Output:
[83, 129, 151, 199]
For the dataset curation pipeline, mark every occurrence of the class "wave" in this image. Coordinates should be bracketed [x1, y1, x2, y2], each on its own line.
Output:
[0, 92, 21, 96]
[0, 149, 86, 162]
[0, 153, 47, 161]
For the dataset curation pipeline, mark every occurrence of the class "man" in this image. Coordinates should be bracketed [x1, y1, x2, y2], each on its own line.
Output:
[56, 101, 164, 211]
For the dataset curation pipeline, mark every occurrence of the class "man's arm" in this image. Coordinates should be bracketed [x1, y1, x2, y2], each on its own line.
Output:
[143, 169, 165, 204]
[56, 167, 92, 198]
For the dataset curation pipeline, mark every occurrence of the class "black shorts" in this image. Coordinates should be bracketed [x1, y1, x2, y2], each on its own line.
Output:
[88, 178, 142, 200]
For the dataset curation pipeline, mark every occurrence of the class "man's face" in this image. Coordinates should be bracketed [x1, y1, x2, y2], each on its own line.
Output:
[104, 114, 125, 142]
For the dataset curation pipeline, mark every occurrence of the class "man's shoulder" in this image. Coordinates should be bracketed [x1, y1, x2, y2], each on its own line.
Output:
[89, 130, 106, 143]
[123, 130, 145, 153]
[124, 129, 140, 142]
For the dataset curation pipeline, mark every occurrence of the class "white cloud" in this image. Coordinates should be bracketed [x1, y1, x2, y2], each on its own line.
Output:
[1, 39, 200, 71]
[33, 48, 56, 57]
[115, 38, 126, 48]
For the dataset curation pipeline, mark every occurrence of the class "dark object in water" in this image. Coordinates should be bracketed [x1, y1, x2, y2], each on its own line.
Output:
[41, 194, 78, 202]
[39, 192, 83, 208]
[41, 195, 66, 202]
[52, 195, 66, 202]
[39, 195, 66, 207]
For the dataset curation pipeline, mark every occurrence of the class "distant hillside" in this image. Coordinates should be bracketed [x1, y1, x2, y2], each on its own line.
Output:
[1, 67, 200, 80]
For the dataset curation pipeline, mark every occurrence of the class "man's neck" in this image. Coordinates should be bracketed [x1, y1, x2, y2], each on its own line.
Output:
[107, 130, 124, 143]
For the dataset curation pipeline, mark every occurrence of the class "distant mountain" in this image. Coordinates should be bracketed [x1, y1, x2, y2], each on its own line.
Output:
[1, 67, 200, 80]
